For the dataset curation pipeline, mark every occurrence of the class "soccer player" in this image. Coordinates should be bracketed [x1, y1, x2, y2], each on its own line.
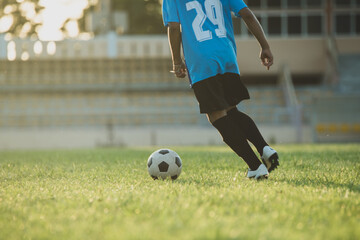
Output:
[162, 0, 279, 179]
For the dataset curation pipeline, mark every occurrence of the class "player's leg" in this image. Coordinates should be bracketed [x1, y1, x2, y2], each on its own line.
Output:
[192, 74, 268, 178]
[227, 107, 279, 172]
[226, 107, 267, 155]
[207, 109, 262, 171]
[222, 73, 279, 173]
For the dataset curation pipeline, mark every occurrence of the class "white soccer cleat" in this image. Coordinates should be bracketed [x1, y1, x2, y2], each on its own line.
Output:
[261, 146, 279, 173]
[246, 164, 269, 180]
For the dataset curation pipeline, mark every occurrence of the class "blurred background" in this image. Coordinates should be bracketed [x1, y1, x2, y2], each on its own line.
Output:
[0, 0, 359, 149]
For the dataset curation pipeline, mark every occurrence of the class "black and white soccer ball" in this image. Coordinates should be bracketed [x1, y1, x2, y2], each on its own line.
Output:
[147, 149, 182, 180]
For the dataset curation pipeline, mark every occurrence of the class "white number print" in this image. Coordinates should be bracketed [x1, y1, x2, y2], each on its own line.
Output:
[186, 0, 226, 42]
[186, 1, 212, 42]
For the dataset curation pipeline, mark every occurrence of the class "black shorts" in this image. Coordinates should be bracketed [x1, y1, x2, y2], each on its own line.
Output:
[192, 73, 250, 114]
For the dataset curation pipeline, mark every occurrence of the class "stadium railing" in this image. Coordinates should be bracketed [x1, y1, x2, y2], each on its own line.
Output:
[0, 35, 171, 60]
[278, 64, 303, 143]
[324, 35, 339, 86]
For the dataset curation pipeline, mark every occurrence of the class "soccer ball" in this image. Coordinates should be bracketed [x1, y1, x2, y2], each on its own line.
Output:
[147, 149, 182, 180]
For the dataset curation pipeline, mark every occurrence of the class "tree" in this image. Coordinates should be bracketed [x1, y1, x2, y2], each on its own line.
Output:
[0, 0, 165, 38]
[0, 0, 43, 38]
[111, 0, 165, 34]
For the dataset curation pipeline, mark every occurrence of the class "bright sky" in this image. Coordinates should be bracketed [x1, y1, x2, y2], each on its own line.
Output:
[0, 0, 95, 41]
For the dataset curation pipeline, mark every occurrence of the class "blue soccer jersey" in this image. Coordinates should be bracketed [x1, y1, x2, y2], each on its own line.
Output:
[162, 0, 247, 85]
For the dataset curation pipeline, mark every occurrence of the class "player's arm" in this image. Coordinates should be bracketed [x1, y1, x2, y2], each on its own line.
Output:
[167, 22, 186, 78]
[239, 8, 274, 70]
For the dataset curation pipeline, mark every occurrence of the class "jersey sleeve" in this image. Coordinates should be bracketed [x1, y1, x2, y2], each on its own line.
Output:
[162, 0, 180, 27]
[229, 0, 248, 17]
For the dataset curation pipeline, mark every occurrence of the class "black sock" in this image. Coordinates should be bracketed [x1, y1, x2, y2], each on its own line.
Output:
[212, 115, 262, 170]
[227, 108, 268, 156]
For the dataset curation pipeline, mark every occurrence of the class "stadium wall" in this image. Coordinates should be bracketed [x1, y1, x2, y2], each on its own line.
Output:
[2, 34, 360, 75]
[0, 125, 314, 150]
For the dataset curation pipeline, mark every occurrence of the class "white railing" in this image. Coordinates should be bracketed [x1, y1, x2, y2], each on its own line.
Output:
[278, 64, 303, 143]
[325, 35, 339, 86]
[0, 33, 171, 60]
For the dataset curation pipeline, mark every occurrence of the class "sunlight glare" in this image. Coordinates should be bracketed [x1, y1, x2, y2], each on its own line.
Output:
[33, 41, 43, 55]
[20, 2, 36, 20]
[0, 15, 14, 33]
[4, 33, 12, 41]
[19, 22, 32, 38]
[4, 5, 15, 15]
[7, 41, 16, 61]
[21, 51, 30, 61]
[37, 0, 89, 41]
[46, 41, 56, 55]
[65, 20, 79, 38]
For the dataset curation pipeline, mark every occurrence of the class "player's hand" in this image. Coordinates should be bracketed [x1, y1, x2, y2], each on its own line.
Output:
[260, 48, 274, 70]
[172, 61, 187, 78]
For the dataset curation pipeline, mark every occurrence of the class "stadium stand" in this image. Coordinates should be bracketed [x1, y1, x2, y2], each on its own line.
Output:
[311, 95, 360, 142]
[0, 59, 294, 128]
[1, 31, 360, 146]
[0, 58, 199, 128]
[241, 87, 287, 124]
[0, 53, 359, 143]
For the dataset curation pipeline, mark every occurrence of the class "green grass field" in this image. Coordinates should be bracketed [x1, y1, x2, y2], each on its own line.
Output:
[0, 144, 359, 240]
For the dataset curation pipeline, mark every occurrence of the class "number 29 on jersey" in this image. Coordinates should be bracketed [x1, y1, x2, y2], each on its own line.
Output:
[186, 0, 226, 42]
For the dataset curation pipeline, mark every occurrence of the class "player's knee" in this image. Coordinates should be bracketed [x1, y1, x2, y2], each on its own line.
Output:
[207, 110, 227, 124]
[226, 106, 236, 112]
